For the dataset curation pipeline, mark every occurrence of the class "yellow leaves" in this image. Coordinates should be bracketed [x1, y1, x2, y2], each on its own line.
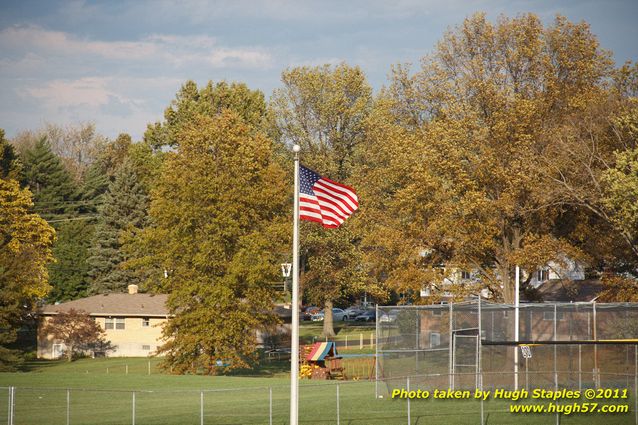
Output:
[0, 178, 55, 299]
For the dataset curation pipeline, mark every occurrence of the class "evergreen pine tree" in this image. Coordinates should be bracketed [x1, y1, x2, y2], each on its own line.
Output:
[1, 129, 22, 180]
[88, 161, 149, 293]
[22, 137, 75, 220]
[48, 220, 94, 301]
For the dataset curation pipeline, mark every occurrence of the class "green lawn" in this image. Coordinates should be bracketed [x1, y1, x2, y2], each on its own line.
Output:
[0, 358, 635, 424]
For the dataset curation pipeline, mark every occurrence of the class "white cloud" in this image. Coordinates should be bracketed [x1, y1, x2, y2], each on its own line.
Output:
[23, 77, 117, 108]
[0, 25, 272, 68]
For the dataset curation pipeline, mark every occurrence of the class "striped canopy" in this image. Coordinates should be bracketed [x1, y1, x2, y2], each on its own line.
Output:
[306, 342, 338, 361]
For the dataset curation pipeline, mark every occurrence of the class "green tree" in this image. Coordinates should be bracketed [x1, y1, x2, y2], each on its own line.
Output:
[48, 221, 94, 301]
[88, 161, 149, 293]
[271, 63, 375, 336]
[22, 137, 76, 220]
[1, 129, 22, 181]
[145, 80, 268, 150]
[0, 177, 55, 370]
[133, 110, 288, 373]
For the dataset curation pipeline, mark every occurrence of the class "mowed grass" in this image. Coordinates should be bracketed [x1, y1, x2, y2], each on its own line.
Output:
[0, 358, 635, 424]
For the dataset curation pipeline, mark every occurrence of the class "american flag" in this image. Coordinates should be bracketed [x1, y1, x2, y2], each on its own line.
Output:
[299, 165, 359, 228]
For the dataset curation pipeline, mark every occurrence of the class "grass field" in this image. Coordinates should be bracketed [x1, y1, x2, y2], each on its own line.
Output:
[1, 358, 636, 424]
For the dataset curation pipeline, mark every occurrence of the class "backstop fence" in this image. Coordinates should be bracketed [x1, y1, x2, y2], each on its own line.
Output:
[376, 301, 638, 394]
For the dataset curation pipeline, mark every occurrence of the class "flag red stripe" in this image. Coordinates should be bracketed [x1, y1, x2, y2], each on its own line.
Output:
[314, 180, 358, 208]
[312, 187, 356, 216]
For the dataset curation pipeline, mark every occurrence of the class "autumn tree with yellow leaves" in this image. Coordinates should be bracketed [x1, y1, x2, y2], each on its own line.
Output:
[271, 64, 382, 337]
[0, 130, 55, 370]
[358, 13, 629, 303]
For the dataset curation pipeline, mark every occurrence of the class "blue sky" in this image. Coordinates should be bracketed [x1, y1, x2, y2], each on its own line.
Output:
[1, 0, 637, 141]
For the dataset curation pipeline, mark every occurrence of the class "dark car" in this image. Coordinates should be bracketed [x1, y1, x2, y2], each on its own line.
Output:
[354, 310, 376, 322]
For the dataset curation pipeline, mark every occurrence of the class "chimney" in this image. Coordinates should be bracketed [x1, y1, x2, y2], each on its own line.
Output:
[128, 284, 139, 295]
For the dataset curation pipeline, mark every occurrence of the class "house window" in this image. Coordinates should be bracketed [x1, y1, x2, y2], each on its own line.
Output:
[52, 344, 64, 359]
[142, 345, 151, 351]
[538, 269, 549, 281]
[142, 318, 150, 327]
[115, 318, 125, 330]
[430, 332, 441, 348]
[460, 271, 471, 280]
[105, 318, 125, 330]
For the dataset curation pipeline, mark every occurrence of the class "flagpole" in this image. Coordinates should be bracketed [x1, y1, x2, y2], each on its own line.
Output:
[290, 144, 301, 425]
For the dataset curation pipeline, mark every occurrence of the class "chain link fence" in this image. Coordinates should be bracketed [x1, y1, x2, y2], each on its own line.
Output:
[3, 373, 637, 424]
[377, 301, 638, 393]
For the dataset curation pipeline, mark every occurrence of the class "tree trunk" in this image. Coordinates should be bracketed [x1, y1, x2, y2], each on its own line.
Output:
[322, 300, 336, 338]
[66, 344, 73, 362]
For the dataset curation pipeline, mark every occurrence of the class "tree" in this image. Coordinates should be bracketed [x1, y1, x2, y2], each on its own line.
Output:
[598, 274, 638, 302]
[145, 80, 268, 150]
[13, 123, 106, 182]
[132, 110, 288, 373]
[1, 129, 22, 181]
[534, 61, 638, 273]
[39, 309, 110, 361]
[21, 137, 76, 220]
[359, 13, 614, 303]
[88, 161, 149, 294]
[48, 221, 94, 301]
[0, 172, 55, 370]
[270, 63, 375, 336]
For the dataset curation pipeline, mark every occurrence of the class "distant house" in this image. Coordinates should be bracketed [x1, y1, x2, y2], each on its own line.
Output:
[38, 285, 169, 359]
[38, 285, 291, 359]
[527, 256, 586, 288]
[420, 256, 587, 300]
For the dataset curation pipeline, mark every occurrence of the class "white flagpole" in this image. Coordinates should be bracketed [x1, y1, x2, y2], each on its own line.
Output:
[514, 265, 520, 390]
[290, 144, 301, 425]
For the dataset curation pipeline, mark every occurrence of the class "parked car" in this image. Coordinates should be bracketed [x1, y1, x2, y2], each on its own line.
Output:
[311, 308, 347, 322]
[301, 306, 321, 321]
[354, 310, 376, 322]
[379, 309, 399, 323]
[343, 306, 365, 320]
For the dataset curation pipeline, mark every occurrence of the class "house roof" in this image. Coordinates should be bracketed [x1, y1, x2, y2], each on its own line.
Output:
[531, 279, 604, 303]
[40, 294, 294, 319]
[40, 293, 170, 317]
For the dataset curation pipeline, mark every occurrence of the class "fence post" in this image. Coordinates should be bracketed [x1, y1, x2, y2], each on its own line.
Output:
[370, 333, 374, 349]
[148, 361, 151, 376]
[336, 384, 340, 425]
[200, 391, 204, 425]
[406, 377, 410, 425]
[479, 373, 484, 425]
[269, 387, 273, 425]
[448, 302, 453, 390]
[126, 364, 129, 375]
[7, 386, 12, 425]
[360, 334, 363, 350]
[132, 392, 136, 425]
[345, 335, 348, 349]
[66, 389, 70, 425]
[375, 303, 379, 399]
